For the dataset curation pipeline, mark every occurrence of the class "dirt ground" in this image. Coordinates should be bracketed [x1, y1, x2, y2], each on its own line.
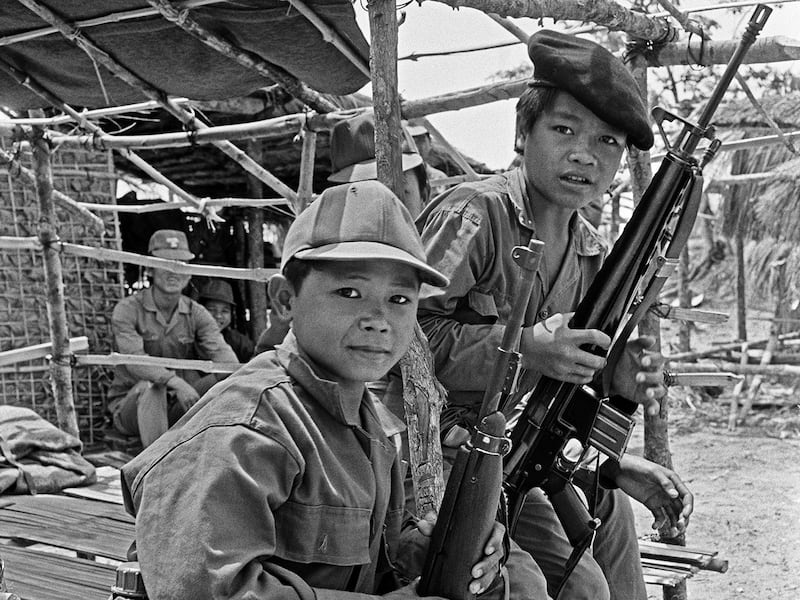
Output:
[628, 274, 800, 599]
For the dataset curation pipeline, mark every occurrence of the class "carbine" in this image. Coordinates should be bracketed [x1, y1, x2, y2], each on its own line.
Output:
[501, 3, 771, 588]
[418, 238, 544, 600]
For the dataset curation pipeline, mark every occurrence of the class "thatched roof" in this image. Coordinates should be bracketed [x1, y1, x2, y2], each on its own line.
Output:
[0, 0, 370, 111]
[712, 92, 800, 129]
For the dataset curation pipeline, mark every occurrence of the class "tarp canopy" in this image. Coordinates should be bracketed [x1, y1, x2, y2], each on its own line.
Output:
[0, 0, 371, 111]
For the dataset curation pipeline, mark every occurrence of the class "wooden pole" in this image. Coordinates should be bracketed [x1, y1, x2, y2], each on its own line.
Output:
[626, 53, 687, 600]
[246, 140, 268, 341]
[368, 0, 404, 199]
[29, 112, 80, 439]
[296, 128, 317, 214]
[677, 245, 691, 352]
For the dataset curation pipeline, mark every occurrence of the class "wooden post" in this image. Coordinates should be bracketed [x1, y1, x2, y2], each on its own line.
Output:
[29, 112, 80, 439]
[368, 0, 404, 199]
[626, 54, 687, 600]
[296, 128, 317, 214]
[246, 140, 268, 340]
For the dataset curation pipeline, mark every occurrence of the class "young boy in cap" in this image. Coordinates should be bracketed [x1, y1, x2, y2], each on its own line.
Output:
[198, 278, 255, 363]
[414, 30, 693, 600]
[107, 229, 238, 448]
[120, 181, 514, 600]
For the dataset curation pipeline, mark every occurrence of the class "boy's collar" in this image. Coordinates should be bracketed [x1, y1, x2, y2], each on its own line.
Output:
[274, 332, 363, 427]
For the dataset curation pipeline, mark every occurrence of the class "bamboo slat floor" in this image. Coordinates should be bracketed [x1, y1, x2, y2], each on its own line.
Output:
[0, 466, 131, 600]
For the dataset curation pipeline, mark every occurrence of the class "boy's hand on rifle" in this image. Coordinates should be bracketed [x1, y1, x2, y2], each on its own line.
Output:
[608, 336, 666, 417]
[520, 312, 609, 384]
[468, 521, 506, 595]
[610, 455, 693, 537]
[412, 514, 505, 596]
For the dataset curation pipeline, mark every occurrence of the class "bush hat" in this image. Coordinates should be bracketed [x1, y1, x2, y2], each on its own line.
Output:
[527, 29, 654, 151]
[148, 229, 195, 261]
[328, 112, 423, 183]
[281, 180, 448, 288]
[199, 279, 235, 306]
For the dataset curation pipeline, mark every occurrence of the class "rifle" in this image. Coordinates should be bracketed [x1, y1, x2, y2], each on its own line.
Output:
[501, 3, 771, 589]
[418, 238, 544, 600]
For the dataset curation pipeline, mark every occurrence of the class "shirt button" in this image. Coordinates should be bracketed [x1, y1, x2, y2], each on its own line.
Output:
[538, 309, 549, 320]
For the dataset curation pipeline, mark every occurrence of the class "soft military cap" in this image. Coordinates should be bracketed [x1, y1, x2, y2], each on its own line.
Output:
[328, 112, 423, 183]
[281, 180, 448, 287]
[147, 229, 194, 261]
[527, 29, 654, 150]
[199, 279, 235, 306]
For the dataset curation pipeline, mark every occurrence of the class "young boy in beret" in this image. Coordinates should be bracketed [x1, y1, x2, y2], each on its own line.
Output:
[198, 278, 255, 363]
[120, 181, 513, 600]
[414, 30, 694, 600]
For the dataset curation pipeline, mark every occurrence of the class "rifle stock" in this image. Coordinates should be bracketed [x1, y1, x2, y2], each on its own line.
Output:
[502, 3, 771, 539]
[418, 239, 544, 600]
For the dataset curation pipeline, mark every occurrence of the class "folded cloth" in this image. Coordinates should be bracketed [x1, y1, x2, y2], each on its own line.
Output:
[0, 406, 95, 495]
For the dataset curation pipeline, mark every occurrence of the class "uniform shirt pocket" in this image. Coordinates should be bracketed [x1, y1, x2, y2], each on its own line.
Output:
[466, 289, 499, 321]
[274, 501, 372, 565]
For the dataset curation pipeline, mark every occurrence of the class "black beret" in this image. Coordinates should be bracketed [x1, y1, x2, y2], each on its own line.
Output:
[527, 30, 654, 151]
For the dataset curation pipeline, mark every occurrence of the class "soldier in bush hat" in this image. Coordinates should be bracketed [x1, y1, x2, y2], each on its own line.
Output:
[411, 30, 693, 600]
[107, 229, 238, 448]
[198, 279, 254, 363]
[327, 112, 430, 218]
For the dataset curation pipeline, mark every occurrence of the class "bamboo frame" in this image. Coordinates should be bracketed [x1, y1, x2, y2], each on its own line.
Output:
[0, 98, 190, 128]
[16, 0, 300, 207]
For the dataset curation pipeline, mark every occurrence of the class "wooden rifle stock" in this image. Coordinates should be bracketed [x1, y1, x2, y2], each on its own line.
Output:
[418, 239, 544, 600]
[502, 3, 771, 541]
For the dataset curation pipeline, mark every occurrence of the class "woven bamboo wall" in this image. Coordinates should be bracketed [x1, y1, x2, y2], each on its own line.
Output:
[0, 138, 124, 445]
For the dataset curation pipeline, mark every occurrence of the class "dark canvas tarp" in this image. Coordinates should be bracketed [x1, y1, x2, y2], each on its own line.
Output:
[0, 0, 371, 110]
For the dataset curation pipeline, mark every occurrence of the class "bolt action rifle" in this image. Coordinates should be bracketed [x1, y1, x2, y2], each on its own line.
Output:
[500, 4, 771, 592]
[417, 238, 544, 600]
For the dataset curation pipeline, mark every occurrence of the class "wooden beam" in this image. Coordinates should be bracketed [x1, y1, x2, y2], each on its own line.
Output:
[29, 113, 80, 438]
[0, 337, 89, 368]
[432, 0, 677, 40]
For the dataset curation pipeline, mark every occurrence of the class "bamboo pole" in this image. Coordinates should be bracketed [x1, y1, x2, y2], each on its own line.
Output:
[78, 197, 292, 215]
[670, 361, 800, 377]
[146, 0, 338, 115]
[0, 98, 191, 128]
[75, 353, 239, 373]
[0, 147, 105, 234]
[16, 0, 299, 206]
[666, 330, 800, 362]
[246, 140, 268, 341]
[0, 337, 89, 368]
[29, 114, 79, 439]
[296, 128, 317, 214]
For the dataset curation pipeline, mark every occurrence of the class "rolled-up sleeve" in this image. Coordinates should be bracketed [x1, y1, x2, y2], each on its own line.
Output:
[416, 192, 505, 393]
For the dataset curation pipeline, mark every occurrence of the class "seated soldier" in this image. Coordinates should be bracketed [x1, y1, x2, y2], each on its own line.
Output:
[107, 229, 238, 448]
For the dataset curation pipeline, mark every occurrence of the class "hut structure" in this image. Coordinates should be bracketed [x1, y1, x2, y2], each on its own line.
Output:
[0, 2, 799, 596]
